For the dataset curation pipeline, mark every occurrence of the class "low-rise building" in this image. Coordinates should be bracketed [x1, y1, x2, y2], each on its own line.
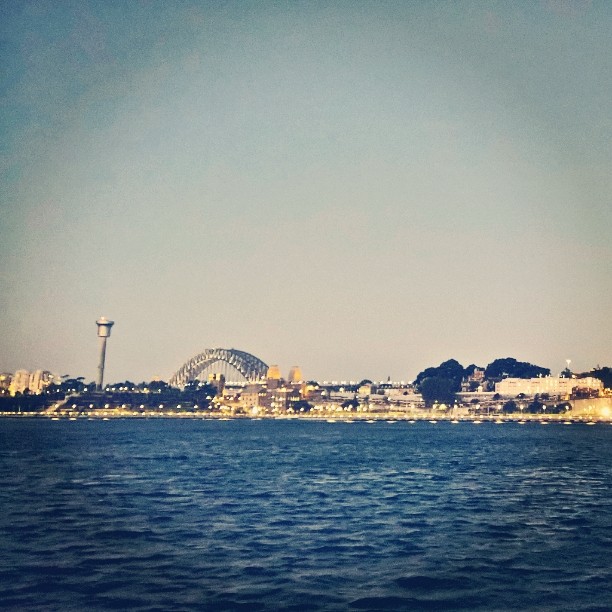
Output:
[0, 373, 12, 394]
[495, 376, 602, 397]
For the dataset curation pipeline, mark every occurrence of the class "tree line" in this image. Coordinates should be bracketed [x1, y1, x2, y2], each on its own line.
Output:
[414, 358, 610, 407]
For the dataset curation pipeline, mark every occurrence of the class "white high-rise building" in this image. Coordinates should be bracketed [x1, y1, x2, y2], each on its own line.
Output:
[0, 373, 12, 393]
[9, 370, 30, 395]
[7, 369, 56, 395]
[29, 370, 55, 394]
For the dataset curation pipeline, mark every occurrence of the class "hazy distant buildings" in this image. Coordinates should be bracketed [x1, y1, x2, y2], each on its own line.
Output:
[0, 373, 12, 394]
[266, 365, 282, 389]
[240, 384, 263, 410]
[28, 370, 55, 394]
[461, 368, 486, 392]
[207, 373, 225, 395]
[6, 369, 56, 395]
[227, 364, 307, 413]
[9, 370, 33, 395]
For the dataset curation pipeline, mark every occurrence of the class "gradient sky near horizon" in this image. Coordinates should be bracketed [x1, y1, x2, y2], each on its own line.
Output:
[1, 0, 610, 383]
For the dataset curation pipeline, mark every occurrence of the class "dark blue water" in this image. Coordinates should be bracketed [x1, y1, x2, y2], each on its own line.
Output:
[1, 419, 611, 611]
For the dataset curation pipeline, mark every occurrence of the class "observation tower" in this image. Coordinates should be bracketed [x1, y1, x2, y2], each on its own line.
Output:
[96, 317, 114, 390]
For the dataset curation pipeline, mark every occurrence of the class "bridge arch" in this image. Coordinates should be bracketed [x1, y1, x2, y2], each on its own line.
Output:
[169, 348, 268, 388]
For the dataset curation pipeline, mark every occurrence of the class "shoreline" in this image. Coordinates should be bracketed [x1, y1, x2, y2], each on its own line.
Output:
[1, 411, 609, 424]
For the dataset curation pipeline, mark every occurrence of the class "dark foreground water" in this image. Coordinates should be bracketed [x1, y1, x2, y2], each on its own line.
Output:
[1, 419, 611, 611]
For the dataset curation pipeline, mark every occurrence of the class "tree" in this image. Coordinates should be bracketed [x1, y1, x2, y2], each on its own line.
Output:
[464, 363, 479, 376]
[553, 402, 572, 414]
[107, 380, 137, 391]
[485, 358, 550, 381]
[527, 400, 545, 413]
[179, 381, 217, 408]
[415, 359, 465, 388]
[341, 398, 359, 410]
[415, 360, 464, 407]
[148, 380, 171, 392]
[502, 400, 518, 414]
[586, 367, 612, 390]
[419, 376, 458, 407]
[60, 378, 87, 394]
[292, 400, 313, 412]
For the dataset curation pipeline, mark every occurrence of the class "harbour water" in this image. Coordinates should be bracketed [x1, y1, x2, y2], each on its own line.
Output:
[1, 419, 611, 611]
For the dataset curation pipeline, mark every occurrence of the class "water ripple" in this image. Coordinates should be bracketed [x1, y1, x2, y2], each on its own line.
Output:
[1, 419, 611, 610]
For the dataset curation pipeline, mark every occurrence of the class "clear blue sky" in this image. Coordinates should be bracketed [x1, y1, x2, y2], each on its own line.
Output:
[1, 0, 610, 383]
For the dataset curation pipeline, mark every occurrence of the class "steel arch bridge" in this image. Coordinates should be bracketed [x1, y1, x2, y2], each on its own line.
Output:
[169, 348, 268, 388]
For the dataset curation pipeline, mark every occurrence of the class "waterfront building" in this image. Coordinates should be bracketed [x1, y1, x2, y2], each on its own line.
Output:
[572, 397, 612, 419]
[0, 373, 12, 394]
[461, 368, 487, 392]
[6, 369, 58, 395]
[207, 373, 226, 394]
[9, 370, 31, 395]
[384, 388, 425, 406]
[358, 383, 373, 397]
[240, 383, 263, 409]
[297, 382, 329, 404]
[266, 365, 282, 390]
[471, 368, 485, 382]
[495, 376, 602, 397]
[28, 370, 55, 394]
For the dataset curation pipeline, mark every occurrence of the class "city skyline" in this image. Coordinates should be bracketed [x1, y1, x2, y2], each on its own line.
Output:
[1, 341, 606, 387]
[1, 1, 611, 383]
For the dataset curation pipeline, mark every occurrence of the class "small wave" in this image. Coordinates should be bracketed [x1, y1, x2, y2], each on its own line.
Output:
[395, 575, 466, 591]
[94, 527, 156, 540]
[350, 595, 417, 609]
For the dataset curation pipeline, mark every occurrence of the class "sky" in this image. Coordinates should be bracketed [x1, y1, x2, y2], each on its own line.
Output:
[1, 0, 610, 384]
